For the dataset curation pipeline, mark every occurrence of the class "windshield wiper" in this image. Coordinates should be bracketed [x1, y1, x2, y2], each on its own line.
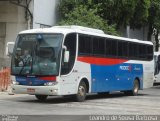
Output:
[18, 56, 32, 75]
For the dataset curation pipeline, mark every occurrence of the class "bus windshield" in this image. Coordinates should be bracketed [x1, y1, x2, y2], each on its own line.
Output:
[11, 34, 63, 76]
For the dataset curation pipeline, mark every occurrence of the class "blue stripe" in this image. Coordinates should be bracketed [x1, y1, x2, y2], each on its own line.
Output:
[91, 63, 143, 92]
[15, 76, 51, 86]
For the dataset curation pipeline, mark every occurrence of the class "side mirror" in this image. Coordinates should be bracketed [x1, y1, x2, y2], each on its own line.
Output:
[64, 50, 69, 62]
[63, 46, 69, 63]
[6, 42, 15, 56]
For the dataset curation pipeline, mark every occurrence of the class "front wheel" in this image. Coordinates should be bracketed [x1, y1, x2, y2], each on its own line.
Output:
[35, 95, 48, 101]
[75, 81, 87, 102]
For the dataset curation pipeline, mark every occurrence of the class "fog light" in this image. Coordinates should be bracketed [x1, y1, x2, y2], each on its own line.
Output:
[53, 89, 58, 93]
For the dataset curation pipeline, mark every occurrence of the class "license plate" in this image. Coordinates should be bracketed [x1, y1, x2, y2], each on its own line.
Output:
[27, 88, 35, 93]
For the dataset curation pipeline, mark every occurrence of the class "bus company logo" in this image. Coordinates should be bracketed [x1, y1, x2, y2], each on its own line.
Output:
[120, 65, 132, 71]
[29, 81, 32, 85]
[27, 78, 32, 85]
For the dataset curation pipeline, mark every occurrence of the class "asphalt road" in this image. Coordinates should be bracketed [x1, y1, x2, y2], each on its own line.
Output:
[0, 86, 160, 121]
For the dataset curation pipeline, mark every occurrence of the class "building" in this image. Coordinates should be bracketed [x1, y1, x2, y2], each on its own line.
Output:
[0, 0, 58, 68]
[120, 26, 149, 41]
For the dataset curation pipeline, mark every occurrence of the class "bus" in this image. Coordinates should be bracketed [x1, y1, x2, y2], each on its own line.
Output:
[8, 25, 154, 102]
[154, 52, 160, 85]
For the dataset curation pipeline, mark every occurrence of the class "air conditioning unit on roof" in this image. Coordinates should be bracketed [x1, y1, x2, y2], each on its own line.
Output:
[53, 25, 104, 34]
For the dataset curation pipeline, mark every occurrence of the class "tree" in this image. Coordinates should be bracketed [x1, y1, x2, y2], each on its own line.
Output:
[148, 0, 160, 51]
[129, 0, 150, 29]
[92, 0, 138, 28]
[58, 0, 118, 35]
[92, 0, 150, 29]
[92, 0, 160, 50]
[58, 0, 160, 50]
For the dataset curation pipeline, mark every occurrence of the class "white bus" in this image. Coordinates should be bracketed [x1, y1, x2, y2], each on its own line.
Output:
[154, 52, 160, 85]
[8, 25, 154, 102]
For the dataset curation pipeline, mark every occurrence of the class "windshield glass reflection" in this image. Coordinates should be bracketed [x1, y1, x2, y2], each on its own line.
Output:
[11, 34, 63, 76]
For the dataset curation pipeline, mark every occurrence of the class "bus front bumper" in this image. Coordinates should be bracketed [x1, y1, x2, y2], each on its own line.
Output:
[11, 84, 59, 95]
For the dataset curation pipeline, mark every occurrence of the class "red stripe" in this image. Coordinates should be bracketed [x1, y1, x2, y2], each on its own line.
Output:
[38, 76, 56, 81]
[77, 56, 128, 65]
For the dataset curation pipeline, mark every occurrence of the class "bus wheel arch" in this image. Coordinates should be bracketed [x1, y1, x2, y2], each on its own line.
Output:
[75, 78, 89, 102]
[135, 77, 141, 89]
[81, 78, 89, 93]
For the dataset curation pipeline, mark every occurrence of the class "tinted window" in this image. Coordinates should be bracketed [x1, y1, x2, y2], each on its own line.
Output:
[106, 39, 117, 56]
[129, 42, 139, 59]
[79, 34, 92, 55]
[78, 33, 153, 61]
[92, 37, 105, 56]
[139, 44, 147, 59]
[147, 45, 153, 60]
[118, 41, 128, 57]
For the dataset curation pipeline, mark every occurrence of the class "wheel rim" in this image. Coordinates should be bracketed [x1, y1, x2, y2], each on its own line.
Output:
[134, 81, 139, 94]
[78, 85, 85, 97]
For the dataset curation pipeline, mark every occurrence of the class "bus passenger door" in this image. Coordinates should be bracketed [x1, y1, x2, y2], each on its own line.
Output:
[60, 33, 78, 95]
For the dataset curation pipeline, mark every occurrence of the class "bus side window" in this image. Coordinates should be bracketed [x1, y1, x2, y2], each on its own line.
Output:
[79, 34, 92, 55]
[61, 33, 77, 75]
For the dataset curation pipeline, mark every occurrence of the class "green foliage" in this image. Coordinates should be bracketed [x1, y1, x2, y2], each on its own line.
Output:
[92, 0, 150, 29]
[149, 0, 160, 29]
[58, 0, 118, 35]
[130, 0, 151, 29]
[95, 0, 138, 27]
[148, 0, 160, 51]
[58, 0, 160, 47]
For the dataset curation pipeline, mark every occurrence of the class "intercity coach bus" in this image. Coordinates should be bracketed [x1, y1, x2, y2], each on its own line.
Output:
[7, 25, 154, 102]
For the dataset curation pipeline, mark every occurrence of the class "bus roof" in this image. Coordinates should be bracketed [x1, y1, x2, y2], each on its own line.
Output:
[19, 25, 153, 45]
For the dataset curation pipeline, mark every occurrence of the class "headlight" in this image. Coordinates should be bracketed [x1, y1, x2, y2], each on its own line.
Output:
[12, 81, 19, 85]
[44, 82, 58, 86]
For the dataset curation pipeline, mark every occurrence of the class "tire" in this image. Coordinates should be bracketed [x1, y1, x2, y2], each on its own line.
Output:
[75, 81, 87, 102]
[35, 95, 48, 101]
[125, 79, 139, 96]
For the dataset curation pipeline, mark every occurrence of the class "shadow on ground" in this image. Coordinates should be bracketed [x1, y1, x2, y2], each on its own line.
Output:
[16, 91, 148, 104]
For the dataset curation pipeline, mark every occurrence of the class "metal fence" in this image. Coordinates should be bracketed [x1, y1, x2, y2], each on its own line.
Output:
[0, 68, 11, 91]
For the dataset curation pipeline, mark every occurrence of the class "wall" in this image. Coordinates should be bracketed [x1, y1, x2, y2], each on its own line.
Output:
[33, 0, 59, 28]
[120, 26, 149, 41]
[0, 0, 59, 69]
[0, 1, 27, 68]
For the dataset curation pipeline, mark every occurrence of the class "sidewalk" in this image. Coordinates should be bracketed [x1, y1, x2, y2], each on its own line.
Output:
[0, 90, 14, 95]
[0, 84, 15, 95]
[0, 91, 9, 95]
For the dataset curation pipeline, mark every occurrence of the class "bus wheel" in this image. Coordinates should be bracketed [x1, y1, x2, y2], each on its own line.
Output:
[125, 79, 139, 96]
[75, 81, 87, 102]
[132, 79, 139, 96]
[35, 95, 48, 101]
